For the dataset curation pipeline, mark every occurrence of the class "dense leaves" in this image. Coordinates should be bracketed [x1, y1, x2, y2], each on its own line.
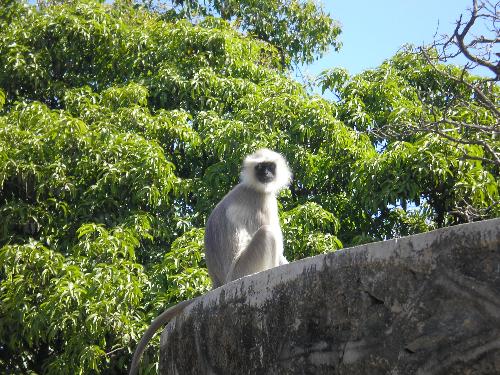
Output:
[144, 0, 342, 66]
[0, 1, 497, 374]
[319, 48, 499, 227]
[0, 1, 343, 373]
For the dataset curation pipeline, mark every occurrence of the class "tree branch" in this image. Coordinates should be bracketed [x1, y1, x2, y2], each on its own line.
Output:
[453, 0, 500, 77]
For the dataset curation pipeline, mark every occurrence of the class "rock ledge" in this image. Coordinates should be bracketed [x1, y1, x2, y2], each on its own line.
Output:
[160, 218, 500, 375]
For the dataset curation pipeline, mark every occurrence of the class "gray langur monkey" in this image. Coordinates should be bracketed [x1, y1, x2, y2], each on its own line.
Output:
[204, 148, 292, 286]
[129, 148, 291, 375]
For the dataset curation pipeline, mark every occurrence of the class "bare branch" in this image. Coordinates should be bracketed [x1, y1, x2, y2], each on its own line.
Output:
[106, 347, 125, 356]
[452, 0, 500, 77]
[468, 37, 500, 46]
[439, 118, 499, 132]
[449, 198, 499, 222]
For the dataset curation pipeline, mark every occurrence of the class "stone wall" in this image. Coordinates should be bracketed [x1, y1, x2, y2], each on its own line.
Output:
[159, 218, 500, 375]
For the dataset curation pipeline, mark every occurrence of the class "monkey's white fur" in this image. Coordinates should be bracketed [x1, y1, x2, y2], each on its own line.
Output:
[240, 148, 292, 193]
[129, 149, 291, 375]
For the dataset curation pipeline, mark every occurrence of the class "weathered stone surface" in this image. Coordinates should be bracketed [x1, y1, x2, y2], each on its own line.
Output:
[160, 218, 500, 375]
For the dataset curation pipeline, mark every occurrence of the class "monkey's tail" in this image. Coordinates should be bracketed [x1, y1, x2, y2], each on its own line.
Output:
[129, 298, 195, 375]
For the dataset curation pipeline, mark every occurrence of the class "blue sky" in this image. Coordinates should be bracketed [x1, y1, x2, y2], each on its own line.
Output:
[305, 0, 475, 77]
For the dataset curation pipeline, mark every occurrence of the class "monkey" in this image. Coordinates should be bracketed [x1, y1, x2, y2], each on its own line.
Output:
[204, 148, 292, 286]
[129, 149, 292, 375]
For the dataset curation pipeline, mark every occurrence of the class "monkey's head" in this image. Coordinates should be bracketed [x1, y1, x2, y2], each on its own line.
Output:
[241, 148, 292, 193]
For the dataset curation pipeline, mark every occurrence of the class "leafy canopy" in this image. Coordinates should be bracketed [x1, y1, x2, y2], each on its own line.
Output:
[0, 1, 344, 373]
[144, 0, 342, 66]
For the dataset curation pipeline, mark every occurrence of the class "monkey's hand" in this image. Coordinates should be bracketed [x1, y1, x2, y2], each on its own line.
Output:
[279, 254, 288, 265]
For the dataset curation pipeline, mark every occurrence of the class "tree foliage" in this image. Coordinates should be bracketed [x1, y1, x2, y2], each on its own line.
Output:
[0, 1, 343, 373]
[143, 0, 342, 67]
[0, 0, 497, 374]
[319, 50, 498, 228]
[318, 0, 499, 225]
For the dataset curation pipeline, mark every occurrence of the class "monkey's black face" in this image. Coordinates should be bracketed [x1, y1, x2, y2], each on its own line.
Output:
[255, 162, 276, 183]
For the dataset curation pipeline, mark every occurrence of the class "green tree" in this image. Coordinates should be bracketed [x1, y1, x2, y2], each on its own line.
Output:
[143, 0, 342, 67]
[318, 0, 498, 228]
[0, 1, 344, 373]
[318, 1, 498, 230]
[319, 50, 498, 230]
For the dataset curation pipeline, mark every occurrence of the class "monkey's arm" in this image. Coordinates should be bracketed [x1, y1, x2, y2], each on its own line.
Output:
[226, 225, 281, 283]
[129, 298, 195, 375]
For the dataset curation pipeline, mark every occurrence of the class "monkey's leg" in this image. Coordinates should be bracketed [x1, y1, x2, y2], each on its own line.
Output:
[227, 224, 278, 283]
